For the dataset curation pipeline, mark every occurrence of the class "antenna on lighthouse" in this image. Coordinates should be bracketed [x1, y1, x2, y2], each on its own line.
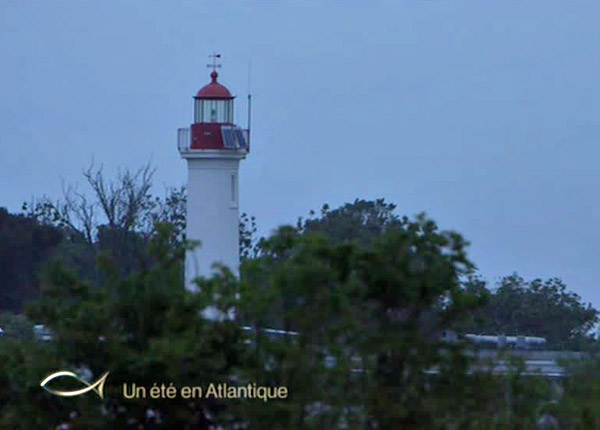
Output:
[247, 60, 252, 148]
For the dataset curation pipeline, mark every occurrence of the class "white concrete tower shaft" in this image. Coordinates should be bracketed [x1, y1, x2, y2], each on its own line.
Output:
[184, 151, 245, 286]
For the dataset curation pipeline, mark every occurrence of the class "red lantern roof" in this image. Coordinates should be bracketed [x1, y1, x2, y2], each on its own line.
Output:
[195, 71, 233, 99]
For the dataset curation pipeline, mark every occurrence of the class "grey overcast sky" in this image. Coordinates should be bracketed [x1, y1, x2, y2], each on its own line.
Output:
[1, 1, 600, 306]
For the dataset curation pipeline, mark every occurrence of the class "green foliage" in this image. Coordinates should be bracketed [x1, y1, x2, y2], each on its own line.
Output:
[298, 198, 401, 247]
[2, 193, 599, 428]
[0, 337, 68, 429]
[425, 350, 555, 429]
[239, 212, 259, 260]
[463, 274, 598, 350]
[554, 358, 600, 429]
[0, 311, 34, 341]
[237, 228, 364, 428]
[0, 208, 62, 313]
[236, 212, 487, 428]
[22, 163, 187, 287]
[0, 223, 243, 428]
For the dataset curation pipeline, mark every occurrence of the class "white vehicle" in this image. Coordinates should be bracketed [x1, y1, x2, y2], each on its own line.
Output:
[33, 324, 53, 342]
[464, 333, 547, 350]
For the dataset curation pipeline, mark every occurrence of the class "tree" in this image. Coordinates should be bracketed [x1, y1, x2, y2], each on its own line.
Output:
[23, 163, 186, 284]
[3, 189, 585, 428]
[0, 311, 34, 341]
[0, 205, 491, 429]
[463, 274, 598, 350]
[237, 213, 486, 428]
[0, 208, 62, 313]
[556, 358, 600, 429]
[298, 198, 402, 247]
[239, 212, 259, 260]
[0, 223, 245, 429]
[25, 161, 255, 283]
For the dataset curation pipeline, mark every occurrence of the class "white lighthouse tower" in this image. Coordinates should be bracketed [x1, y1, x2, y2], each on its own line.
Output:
[178, 55, 249, 291]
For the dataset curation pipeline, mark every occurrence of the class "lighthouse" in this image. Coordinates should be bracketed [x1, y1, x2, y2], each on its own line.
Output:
[178, 55, 249, 291]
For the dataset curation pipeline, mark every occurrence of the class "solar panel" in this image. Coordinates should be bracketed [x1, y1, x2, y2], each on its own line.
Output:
[222, 127, 237, 148]
[221, 126, 248, 150]
[234, 128, 246, 148]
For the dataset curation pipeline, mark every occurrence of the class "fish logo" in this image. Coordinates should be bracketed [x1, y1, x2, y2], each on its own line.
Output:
[40, 371, 110, 399]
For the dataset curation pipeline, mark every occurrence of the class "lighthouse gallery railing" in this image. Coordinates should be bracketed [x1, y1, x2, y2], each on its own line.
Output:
[177, 127, 249, 152]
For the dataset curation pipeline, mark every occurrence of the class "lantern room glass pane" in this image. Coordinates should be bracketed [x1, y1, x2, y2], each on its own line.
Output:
[194, 99, 233, 123]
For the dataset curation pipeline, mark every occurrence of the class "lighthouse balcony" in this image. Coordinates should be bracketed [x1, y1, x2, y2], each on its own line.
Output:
[177, 126, 249, 153]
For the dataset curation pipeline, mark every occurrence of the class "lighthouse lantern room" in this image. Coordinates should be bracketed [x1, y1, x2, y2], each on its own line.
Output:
[178, 55, 249, 291]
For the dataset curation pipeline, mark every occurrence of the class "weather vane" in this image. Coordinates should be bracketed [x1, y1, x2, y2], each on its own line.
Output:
[207, 53, 222, 72]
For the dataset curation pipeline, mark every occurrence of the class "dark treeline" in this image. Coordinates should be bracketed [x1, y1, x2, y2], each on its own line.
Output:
[1, 166, 599, 428]
[0, 208, 62, 313]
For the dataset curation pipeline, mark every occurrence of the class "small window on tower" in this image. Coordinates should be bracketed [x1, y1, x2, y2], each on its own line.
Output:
[230, 174, 237, 208]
